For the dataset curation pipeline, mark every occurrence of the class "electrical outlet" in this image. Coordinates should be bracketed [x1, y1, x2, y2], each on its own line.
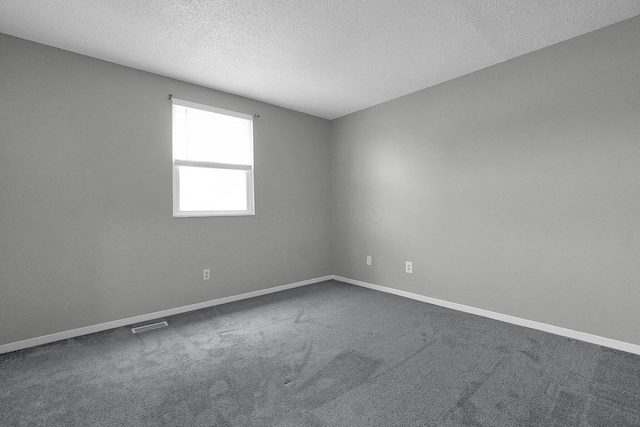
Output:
[203, 269, 210, 280]
[405, 261, 412, 274]
[366, 256, 372, 266]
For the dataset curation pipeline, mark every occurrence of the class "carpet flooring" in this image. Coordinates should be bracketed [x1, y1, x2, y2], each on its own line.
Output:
[1, 280, 640, 426]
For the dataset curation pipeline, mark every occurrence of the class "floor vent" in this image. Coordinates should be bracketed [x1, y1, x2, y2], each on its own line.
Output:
[131, 321, 168, 334]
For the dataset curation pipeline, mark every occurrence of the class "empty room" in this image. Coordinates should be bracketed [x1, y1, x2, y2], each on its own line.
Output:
[1, 1, 640, 426]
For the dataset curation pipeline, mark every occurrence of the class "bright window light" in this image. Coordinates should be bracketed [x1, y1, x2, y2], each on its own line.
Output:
[172, 98, 254, 217]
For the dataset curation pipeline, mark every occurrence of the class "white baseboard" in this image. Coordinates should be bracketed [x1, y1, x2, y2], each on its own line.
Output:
[333, 275, 640, 356]
[0, 275, 333, 355]
[4, 274, 639, 357]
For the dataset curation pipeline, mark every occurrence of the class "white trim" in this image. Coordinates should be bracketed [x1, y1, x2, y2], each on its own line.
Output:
[174, 159, 252, 171]
[173, 209, 255, 218]
[171, 97, 255, 218]
[171, 97, 254, 120]
[4, 274, 639, 357]
[0, 276, 333, 355]
[332, 275, 640, 356]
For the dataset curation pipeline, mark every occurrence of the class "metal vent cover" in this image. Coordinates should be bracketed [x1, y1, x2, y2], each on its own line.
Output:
[131, 321, 168, 334]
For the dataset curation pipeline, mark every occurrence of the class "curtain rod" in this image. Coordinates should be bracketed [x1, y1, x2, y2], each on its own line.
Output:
[168, 94, 260, 118]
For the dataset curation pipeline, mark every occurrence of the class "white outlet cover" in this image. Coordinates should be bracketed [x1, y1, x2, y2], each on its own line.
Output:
[366, 256, 372, 266]
[203, 269, 210, 280]
[405, 262, 413, 274]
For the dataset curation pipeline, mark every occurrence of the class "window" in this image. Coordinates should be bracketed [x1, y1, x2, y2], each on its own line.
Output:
[172, 98, 255, 217]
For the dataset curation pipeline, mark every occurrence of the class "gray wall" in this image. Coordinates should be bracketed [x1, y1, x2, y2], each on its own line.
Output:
[331, 16, 640, 345]
[2, 15, 640, 349]
[0, 34, 332, 346]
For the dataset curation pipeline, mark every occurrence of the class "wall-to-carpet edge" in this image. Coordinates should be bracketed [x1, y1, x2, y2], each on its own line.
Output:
[334, 276, 640, 356]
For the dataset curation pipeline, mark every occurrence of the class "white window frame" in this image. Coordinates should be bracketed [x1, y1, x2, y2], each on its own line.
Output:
[172, 98, 255, 217]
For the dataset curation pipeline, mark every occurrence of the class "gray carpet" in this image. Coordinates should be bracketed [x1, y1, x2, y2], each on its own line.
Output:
[1, 280, 639, 426]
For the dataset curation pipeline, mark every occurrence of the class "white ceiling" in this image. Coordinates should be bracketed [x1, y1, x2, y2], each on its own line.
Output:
[1, 1, 639, 119]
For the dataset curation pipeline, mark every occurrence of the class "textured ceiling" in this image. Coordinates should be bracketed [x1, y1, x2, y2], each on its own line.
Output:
[1, 1, 639, 119]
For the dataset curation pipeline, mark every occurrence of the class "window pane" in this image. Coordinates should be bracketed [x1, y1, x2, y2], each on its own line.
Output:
[183, 108, 252, 165]
[172, 99, 255, 217]
[178, 166, 248, 212]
